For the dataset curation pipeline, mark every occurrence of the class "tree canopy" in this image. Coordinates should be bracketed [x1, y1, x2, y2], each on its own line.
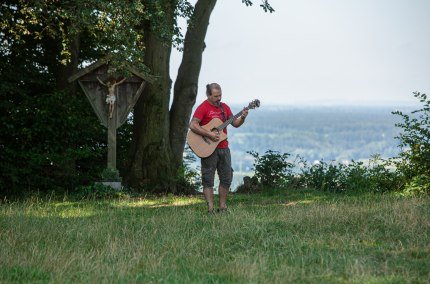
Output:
[0, 0, 273, 195]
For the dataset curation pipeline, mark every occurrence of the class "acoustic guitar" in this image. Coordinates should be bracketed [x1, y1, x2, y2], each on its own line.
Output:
[187, 99, 260, 158]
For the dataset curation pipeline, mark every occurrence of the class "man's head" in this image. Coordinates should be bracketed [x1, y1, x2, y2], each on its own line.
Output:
[206, 83, 222, 106]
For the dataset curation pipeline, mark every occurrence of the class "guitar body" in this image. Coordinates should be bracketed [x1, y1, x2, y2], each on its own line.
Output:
[186, 118, 228, 158]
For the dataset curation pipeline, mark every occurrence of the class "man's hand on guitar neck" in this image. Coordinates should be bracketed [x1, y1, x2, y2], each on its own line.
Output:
[232, 108, 249, 127]
[241, 108, 249, 119]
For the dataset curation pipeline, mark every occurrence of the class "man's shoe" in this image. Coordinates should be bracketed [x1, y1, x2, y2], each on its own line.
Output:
[217, 208, 229, 214]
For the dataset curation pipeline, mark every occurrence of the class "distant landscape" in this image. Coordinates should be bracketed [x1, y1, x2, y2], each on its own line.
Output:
[189, 105, 414, 189]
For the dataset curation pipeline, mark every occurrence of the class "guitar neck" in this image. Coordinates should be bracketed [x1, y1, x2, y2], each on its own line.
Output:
[216, 109, 246, 131]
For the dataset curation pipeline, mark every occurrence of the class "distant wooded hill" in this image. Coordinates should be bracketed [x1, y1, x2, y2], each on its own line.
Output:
[225, 105, 406, 172]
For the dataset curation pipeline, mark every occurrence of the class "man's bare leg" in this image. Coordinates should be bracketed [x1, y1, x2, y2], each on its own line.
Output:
[203, 187, 214, 212]
[219, 184, 229, 210]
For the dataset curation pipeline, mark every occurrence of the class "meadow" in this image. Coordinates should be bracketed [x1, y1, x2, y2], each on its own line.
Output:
[1, 189, 429, 283]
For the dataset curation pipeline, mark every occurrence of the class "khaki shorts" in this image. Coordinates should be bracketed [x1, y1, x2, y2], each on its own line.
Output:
[201, 148, 233, 189]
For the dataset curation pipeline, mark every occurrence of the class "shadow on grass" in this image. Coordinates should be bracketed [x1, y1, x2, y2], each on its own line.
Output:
[1, 187, 383, 220]
[2, 188, 429, 283]
[229, 187, 334, 207]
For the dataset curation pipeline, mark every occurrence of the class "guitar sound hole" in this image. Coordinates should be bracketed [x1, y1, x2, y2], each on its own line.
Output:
[212, 128, 220, 134]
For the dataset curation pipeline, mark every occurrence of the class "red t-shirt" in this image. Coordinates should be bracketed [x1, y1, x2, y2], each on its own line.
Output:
[193, 100, 233, 148]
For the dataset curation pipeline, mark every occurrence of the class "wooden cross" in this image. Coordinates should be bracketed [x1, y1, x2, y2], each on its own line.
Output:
[69, 60, 153, 169]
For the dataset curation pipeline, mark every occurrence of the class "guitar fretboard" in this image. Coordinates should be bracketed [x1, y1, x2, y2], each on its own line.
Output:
[215, 109, 247, 131]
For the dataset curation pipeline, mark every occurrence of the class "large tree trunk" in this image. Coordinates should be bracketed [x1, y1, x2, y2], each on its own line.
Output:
[170, 0, 218, 169]
[127, 0, 218, 192]
[126, 17, 175, 192]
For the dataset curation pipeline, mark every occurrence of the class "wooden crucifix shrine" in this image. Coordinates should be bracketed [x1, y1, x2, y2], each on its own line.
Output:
[68, 60, 152, 169]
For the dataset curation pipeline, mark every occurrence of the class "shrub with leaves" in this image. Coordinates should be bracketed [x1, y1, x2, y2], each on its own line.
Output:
[74, 183, 127, 200]
[340, 160, 369, 191]
[100, 168, 122, 182]
[247, 150, 402, 193]
[365, 155, 403, 193]
[392, 92, 430, 195]
[300, 160, 347, 193]
[0, 91, 106, 195]
[300, 155, 403, 193]
[247, 150, 294, 187]
[174, 146, 201, 194]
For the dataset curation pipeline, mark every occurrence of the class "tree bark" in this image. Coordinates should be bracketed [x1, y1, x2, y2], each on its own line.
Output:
[127, 0, 218, 192]
[126, 11, 175, 192]
[170, 0, 218, 169]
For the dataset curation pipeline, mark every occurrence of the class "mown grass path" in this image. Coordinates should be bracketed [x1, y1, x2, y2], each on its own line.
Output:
[1, 189, 429, 283]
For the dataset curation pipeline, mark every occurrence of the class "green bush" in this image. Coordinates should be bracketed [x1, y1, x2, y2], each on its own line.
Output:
[0, 91, 106, 196]
[247, 150, 294, 187]
[340, 160, 369, 191]
[247, 151, 402, 193]
[100, 168, 122, 182]
[74, 183, 127, 200]
[174, 147, 201, 194]
[365, 155, 403, 193]
[299, 155, 403, 193]
[402, 175, 430, 196]
[301, 160, 347, 193]
[392, 92, 430, 195]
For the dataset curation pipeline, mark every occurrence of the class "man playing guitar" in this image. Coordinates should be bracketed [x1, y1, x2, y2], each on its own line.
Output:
[189, 83, 248, 215]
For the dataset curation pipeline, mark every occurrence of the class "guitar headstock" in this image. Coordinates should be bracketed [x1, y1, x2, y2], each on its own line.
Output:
[247, 99, 260, 110]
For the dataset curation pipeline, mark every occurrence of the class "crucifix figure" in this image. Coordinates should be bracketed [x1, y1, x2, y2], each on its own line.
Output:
[97, 76, 126, 118]
[69, 60, 152, 170]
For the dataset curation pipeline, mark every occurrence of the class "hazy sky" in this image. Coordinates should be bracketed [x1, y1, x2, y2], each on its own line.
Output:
[170, 0, 430, 107]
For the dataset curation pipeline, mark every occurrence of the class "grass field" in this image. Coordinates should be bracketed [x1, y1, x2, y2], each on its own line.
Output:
[1, 189, 429, 283]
